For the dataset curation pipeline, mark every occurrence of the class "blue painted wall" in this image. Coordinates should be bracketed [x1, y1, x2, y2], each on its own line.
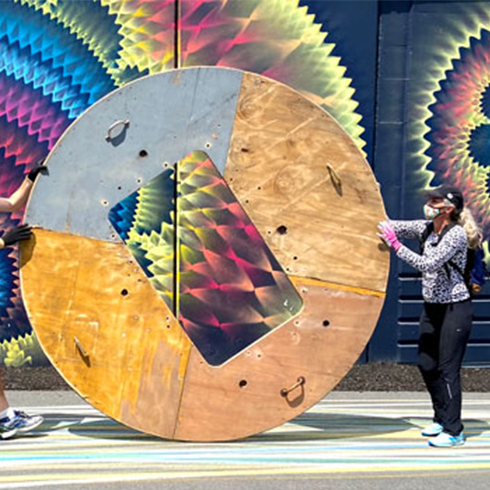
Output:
[372, 0, 490, 365]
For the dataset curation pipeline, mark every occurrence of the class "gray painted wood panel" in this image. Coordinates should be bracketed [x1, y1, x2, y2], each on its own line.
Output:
[26, 67, 243, 242]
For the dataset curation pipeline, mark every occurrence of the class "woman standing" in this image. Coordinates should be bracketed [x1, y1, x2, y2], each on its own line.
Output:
[0, 162, 46, 440]
[378, 185, 481, 448]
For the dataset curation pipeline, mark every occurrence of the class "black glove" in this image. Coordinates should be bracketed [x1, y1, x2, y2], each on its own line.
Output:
[1, 224, 33, 246]
[27, 158, 49, 182]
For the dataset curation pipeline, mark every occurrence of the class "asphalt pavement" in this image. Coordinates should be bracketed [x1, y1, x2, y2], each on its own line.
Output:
[2, 391, 490, 490]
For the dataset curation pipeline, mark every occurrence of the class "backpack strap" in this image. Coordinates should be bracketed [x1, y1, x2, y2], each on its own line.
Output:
[439, 224, 458, 279]
[419, 222, 434, 253]
[437, 223, 457, 242]
[419, 222, 455, 250]
[447, 256, 466, 280]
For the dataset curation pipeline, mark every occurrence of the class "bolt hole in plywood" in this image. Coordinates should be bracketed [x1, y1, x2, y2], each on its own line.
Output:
[323, 320, 330, 327]
[20, 67, 388, 442]
[121, 289, 129, 297]
[139, 149, 148, 157]
[239, 380, 248, 388]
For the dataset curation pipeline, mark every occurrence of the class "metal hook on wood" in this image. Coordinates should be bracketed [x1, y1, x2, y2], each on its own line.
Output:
[326, 162, 343, 196]
[105, 119, 130, 142]
[280, 376, 306, 397]
[74, 337, 91, 366]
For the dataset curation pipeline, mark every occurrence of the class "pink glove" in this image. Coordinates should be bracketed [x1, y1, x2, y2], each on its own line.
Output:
[377, 221, 401, 252]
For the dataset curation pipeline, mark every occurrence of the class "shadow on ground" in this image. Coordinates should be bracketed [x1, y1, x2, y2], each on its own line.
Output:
[36, 412, 161, 442]
[31, 411, 489, 443]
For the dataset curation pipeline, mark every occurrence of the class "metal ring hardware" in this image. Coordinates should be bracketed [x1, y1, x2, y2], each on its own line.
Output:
[105, 119, 130, 142]
[280, 376, 306, 397]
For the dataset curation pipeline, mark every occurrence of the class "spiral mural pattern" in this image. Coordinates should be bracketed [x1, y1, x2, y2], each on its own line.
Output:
[409, 4, 490, 253]
[425, 29, 490, 239]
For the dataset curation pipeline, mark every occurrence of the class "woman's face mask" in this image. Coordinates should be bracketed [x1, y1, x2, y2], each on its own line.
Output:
[424, 196, 455, 221]
[423, 204, 442, 220]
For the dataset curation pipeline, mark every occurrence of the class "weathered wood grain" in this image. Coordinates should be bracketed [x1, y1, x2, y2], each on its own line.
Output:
[225, 73, 388, 292]
[20, 229, 192, 439]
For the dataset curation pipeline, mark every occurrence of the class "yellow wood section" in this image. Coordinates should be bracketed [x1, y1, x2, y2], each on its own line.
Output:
[174, 279, 384, 441]
[19, 229, 193, 439]
[225, 73, 389, 293]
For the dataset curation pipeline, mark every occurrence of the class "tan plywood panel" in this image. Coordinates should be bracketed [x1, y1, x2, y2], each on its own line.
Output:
[175, 279, 385, 441]
[225, 73, 388, 292]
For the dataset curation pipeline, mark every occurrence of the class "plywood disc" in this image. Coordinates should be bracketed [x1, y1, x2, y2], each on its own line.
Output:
[20, 67, 389, 441]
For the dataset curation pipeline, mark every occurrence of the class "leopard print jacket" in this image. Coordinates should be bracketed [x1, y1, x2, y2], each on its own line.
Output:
[391, 220, 470, 304]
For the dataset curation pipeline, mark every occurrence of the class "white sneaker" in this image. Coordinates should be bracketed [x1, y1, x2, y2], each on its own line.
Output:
[421, 422, 444, 437]
[428, 431, 465, 447]
[0, 410, 43, 435]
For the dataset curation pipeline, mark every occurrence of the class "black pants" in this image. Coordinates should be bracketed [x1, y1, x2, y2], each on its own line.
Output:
[418, 299, 473, 436]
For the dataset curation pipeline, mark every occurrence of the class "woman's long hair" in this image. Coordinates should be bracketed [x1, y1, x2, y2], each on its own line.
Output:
[453, 207, 482, 249]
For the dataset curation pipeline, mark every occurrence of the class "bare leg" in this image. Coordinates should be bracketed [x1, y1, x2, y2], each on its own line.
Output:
[0, 373, 9, 413]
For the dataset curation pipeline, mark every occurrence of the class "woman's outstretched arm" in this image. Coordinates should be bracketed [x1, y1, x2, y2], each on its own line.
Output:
[0, 178, 33, 213]
[390, 219, 428, 240]
[0, 160, 48, 213]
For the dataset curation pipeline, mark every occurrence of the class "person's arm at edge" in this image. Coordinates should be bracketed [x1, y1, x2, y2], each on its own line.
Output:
[0, 178, 34, 214]
[0, 158, 48, 214]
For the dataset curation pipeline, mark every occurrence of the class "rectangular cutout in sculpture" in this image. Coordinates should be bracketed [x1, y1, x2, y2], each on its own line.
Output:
[108, 151, 303, 365]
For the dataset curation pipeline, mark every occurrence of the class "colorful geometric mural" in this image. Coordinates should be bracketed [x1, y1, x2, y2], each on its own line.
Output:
[178, 0, 364, 148]
[109, 151, 302, 365]
[0, 0, 366, 366]
[109, 167, 176, 308]
[408, 2, 490, 245]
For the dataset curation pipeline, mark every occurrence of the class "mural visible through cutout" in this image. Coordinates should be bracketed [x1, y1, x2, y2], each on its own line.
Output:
[109, 151, 303, 365]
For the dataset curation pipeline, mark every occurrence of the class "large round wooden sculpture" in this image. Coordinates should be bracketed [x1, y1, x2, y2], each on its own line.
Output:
[19, 67, 389, 441]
